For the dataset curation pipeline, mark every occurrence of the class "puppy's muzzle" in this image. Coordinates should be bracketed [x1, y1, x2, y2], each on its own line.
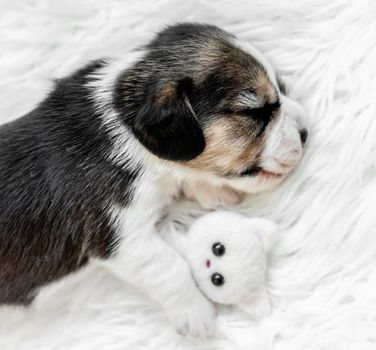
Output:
[261, 97, 308, 176]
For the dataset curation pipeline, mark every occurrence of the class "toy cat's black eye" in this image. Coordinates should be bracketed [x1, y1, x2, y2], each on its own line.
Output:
[211, 273, 225, 286]
[212, 242, 225, 256]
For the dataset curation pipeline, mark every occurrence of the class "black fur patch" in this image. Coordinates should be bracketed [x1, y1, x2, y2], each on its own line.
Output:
[0, 61, 140, 304]
[132, 78, 205, 161]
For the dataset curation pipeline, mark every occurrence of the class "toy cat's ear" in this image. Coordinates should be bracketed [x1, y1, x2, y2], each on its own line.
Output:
[238, 285, 272, 319]
[247, 218, 278, 251]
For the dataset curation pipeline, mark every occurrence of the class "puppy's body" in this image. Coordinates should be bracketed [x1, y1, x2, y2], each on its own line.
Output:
[0, 61, 137, 303]
[0, 24, 306, 336]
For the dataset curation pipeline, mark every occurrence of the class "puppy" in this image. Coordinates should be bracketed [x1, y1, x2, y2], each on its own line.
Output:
[0, 23, 307, 336]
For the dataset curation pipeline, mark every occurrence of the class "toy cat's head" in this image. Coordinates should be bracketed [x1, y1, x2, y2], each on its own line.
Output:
[185, 211, 277, 318]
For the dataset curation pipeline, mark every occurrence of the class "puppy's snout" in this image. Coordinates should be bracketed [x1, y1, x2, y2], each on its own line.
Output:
[299, 128, 308, 145]
[261, 96, 307, 176]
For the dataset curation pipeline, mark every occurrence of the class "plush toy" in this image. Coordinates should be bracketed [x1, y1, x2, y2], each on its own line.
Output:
[164, 210, 277, 319]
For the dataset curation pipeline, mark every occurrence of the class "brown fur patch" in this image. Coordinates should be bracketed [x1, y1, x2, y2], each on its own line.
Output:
[254, 72, 278, 104]
[155, 82, 178, 106]
[193, 37, 277, 109]
[184, 116, 266, 176]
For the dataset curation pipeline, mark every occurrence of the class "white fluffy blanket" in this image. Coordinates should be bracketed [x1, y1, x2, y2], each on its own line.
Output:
[1, 0, 376, 349]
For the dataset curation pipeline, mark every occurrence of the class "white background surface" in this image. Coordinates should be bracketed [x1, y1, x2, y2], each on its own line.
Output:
[1, 0, 376, 349]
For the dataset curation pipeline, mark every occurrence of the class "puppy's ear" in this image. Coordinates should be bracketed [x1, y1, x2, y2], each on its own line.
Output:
[132, 78, 205, 161]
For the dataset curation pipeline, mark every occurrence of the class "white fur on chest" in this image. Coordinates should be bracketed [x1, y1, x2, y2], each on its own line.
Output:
[115, 171, 180, 240]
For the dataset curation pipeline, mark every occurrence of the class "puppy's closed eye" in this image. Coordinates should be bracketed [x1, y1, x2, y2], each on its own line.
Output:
[242, 100, 281, 121]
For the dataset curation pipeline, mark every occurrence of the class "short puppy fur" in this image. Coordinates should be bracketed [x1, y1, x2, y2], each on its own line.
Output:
[0, 24, 307, 336]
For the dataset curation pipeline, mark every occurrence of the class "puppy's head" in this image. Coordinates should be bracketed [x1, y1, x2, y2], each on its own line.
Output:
[117, 23, 307, 192]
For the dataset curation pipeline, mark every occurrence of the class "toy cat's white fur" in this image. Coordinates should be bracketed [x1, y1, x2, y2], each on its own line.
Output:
[163, 211, 277, 319]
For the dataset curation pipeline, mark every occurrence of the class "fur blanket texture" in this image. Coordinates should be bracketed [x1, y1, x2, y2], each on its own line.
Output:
[1, 0, 376, 349]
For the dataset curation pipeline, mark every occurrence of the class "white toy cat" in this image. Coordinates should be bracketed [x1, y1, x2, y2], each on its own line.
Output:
[164, 210, 277, 319]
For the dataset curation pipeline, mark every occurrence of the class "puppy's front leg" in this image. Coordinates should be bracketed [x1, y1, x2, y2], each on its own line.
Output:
[101, 224, 215, 338]
[182, 180, 246, 210]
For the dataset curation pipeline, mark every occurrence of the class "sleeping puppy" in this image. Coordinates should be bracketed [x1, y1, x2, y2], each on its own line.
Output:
[0, 23, 307, 336]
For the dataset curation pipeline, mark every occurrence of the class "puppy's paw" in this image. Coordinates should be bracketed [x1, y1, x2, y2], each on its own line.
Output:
[218, 185, 245, 207]
[169, 293, 216, 338]
[182, 181, 245, 210]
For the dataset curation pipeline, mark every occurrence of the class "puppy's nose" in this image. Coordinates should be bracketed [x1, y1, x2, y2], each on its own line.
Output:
[299, 128, 308, 144]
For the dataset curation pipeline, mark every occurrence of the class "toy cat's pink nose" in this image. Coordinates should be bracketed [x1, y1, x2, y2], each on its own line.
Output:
[206, 259, 211, 268]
